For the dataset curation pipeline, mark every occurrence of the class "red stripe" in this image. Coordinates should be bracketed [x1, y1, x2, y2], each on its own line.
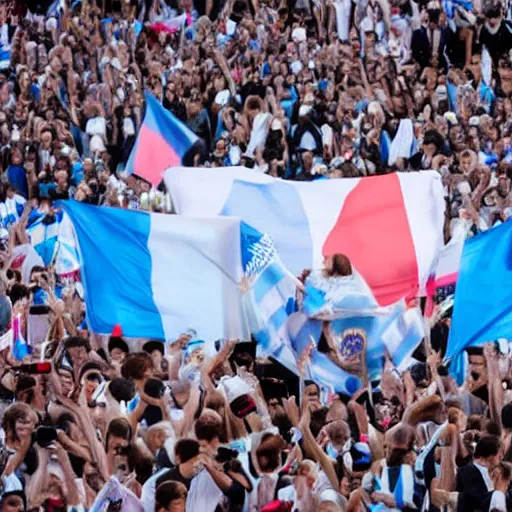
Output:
[434, 272, 458, 288]
[134, 125, 181, 185]
[322, 174, 418, 306]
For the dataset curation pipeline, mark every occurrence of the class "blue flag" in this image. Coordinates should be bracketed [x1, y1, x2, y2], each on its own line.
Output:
[447, 221, 512, 362]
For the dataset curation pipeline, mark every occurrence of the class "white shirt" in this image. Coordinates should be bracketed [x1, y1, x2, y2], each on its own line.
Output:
[140, 468, 168, 512]
[86, 116, 107, 138]
[186, 470, 223, 512]
[474, 462, 494, 491]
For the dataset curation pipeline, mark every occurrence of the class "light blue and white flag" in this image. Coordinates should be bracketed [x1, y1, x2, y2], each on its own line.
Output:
[27, 210, 62, 266]
[46, 0, 66, 17]
[57, 200, 250, 342]
[54, 211, 80, 276]
[0, 194, 26, 229]
[289, 270, 423, 394]
[239, 222, 297, 359]
[0, 24, 10, 70]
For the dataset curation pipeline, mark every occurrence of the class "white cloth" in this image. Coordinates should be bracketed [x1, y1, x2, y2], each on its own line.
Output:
[140, 468, 168, 512]
[388, 119, 414, 165]
[481, 47, 492, 86]
[89, 476, 143, 512]
[214, 89, 231, 107]
[378, 463, 416, 512]
[245, 113, 271, 158]
[186, 470, 223, 512]
[489, 490, 507, 512]
[85, 116, 107, 137]
[10, 244, 45, 284]
[299, 131, 318, 152]
[333, 0, 351, 41]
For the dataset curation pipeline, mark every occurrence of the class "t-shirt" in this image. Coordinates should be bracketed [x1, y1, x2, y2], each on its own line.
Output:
[156, 465, 193, 490]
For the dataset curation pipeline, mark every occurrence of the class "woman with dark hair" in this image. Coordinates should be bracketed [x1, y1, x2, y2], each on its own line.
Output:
[0, 403, 38, 480]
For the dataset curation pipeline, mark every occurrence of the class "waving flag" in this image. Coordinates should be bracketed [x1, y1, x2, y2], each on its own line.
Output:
[54, 211, 80, 276]
[240, 222, 297, 358]
[165, 168, 445, 306]
[0, 23, 10, 70]
[288, 269, 423, 394]
[447, 221, 512, 361]
[26, 210, 62, 266]
[12, 313, 28, 361]
[0, 195, 26, 229]
[57, 201, 250, 341]
[126, 93, 199, 185]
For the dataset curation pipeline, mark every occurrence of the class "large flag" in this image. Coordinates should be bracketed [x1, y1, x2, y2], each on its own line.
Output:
[125, 93, 199, 185]
[57, 201, 250, 342]
[164, 168, 445, 306]
[446, 221, 512, 361]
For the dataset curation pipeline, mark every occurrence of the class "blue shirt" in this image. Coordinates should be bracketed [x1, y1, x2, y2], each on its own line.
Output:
[7, 165, 28, 198]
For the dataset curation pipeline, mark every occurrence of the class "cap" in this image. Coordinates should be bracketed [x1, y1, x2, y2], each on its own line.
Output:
[112, 324, 123, 337]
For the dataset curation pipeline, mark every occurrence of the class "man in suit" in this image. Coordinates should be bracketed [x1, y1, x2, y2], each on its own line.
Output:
[411, 1, 448, 69]
[456, 435, 504, 512]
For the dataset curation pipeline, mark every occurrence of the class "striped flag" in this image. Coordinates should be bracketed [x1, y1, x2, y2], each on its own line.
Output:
[54, 211, 80, 276]
[165, 168, 445, 306]
[0, 22, 10, 70]
[126, 93, 199, 185]
[12, 312, 28, 361]
[239, 223, 296, 358]
[27, 210, 62, 266]
[0, 195, 26, 229]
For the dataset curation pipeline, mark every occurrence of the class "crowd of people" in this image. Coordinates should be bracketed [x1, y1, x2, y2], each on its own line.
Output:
[0, 0, 509, 510]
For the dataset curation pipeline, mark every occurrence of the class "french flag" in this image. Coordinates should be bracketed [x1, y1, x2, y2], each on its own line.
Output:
[165, 168, 446, 306]
[56, 200, 250, 342]
[126, 93, 199, 185]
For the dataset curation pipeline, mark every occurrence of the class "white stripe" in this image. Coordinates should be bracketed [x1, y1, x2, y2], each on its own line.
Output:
[165, 166, 268, 215]
[148, 214, 249, 342]
[257, 283, 288, 323]
[398, 171, 445, 294]
[295, 178, 360, 269]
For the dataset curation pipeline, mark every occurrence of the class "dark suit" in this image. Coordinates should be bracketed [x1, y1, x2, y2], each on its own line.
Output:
[455, 463, 512, 512]
[412, 26, 448, 70]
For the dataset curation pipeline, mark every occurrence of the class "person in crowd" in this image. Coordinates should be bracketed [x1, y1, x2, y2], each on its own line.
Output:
[0, 0, 509, 511]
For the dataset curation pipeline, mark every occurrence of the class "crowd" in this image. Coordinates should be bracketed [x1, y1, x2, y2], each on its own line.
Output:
[0, 0, 508, 511]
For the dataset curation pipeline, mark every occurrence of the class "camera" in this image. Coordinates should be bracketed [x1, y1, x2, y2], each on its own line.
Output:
[35, 426, 58, 447]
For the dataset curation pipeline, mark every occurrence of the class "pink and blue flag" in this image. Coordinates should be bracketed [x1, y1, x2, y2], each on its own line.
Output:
[126, 93, 199, 185]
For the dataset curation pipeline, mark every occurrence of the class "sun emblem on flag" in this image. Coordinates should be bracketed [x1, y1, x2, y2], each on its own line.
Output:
[339, 328, 366, 358]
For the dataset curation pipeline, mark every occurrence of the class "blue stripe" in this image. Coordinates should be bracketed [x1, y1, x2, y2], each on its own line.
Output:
[144, 93, 198, 156]
[393, 330, 422, 366]
[395, 468, 405, 508]
[268, 305, 288, 332]
[57, 201, 165, 338]
[221, 180, 313, 276]
[253, 328, 271, 353]
[253, 261, 286, 303]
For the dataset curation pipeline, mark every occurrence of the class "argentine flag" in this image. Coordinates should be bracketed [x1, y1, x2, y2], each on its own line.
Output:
[26, 210, 62, 266]
[57, 201, 251, 342]
[0, 24, 10, 70]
